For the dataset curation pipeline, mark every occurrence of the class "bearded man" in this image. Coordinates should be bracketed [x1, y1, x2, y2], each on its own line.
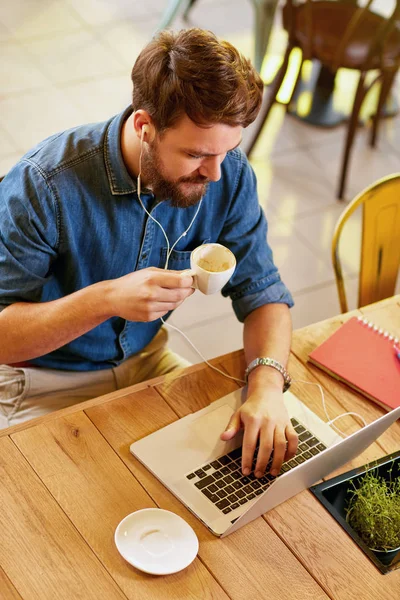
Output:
[0, 28, 297, 477]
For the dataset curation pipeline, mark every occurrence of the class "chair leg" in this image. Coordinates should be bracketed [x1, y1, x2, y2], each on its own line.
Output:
[370, 70, 397, 148]
[337, 72, 367, 200]
[245, 45, 293, 157]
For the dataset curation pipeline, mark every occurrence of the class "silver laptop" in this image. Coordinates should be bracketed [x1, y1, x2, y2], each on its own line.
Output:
[130, 388, 400, 537]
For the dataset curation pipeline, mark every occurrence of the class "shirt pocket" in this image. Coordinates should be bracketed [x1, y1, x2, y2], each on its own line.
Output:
[159, 239, 210, 271]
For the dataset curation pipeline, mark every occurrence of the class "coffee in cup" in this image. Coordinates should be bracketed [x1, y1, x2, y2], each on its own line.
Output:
[190, 243, 236, 295]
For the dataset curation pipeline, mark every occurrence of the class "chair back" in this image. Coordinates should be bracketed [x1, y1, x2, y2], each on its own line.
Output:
[283, 0, 400, 71]
[332, 174, 400, 313]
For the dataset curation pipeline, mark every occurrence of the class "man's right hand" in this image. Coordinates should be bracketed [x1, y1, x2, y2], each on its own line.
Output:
[105, 267, 195, 322]
[0, 267, 195, 364]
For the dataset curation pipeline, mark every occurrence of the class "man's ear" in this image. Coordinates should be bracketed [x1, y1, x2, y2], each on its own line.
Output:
[133, 110, 155, 143]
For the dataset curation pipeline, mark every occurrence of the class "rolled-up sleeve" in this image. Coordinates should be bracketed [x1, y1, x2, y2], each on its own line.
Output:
[218, 151, 294, 322]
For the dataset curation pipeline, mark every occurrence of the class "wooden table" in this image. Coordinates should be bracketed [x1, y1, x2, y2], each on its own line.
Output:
[1, 296, 399, 600]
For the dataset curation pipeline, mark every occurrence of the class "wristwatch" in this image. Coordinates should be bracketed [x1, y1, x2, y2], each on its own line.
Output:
[244, 357, 292, 392]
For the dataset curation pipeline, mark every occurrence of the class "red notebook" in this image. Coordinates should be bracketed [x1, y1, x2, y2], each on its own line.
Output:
[308, 316, 400, 411]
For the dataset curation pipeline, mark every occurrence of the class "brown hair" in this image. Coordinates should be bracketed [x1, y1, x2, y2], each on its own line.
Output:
[131, 28, 263, 131]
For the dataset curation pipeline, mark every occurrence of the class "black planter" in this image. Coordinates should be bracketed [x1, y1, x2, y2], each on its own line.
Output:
[310, 451, 400, 574]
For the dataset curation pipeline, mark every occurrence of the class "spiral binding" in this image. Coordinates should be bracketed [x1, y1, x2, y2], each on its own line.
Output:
[356, 316, 400, 351]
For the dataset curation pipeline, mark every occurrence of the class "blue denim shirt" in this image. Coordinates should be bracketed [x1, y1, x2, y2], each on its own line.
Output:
[0, 108, 293, 371]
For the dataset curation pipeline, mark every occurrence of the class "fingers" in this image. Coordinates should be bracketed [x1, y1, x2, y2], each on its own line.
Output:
[150, 268, 195, 291]
[246, 422, 298, 478]
[220, 412, 241, 441]
[141, 271, 195, 306]
[284, 424, 298, 461]
[269, 428, 288, 476]
[241, 422, 260, 476]
[253, 423, 274, 477]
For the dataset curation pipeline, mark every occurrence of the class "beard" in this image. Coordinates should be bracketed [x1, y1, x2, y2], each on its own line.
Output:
[140, 139, 209, 208]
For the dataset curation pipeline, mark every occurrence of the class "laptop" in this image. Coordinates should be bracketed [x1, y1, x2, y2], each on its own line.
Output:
[130, 388, 400, 537]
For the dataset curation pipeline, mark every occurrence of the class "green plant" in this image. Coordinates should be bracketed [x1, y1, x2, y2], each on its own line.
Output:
[345, 465, 400, 552]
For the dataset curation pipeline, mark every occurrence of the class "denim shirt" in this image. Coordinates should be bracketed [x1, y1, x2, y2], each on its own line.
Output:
[0, 108, 293, 371]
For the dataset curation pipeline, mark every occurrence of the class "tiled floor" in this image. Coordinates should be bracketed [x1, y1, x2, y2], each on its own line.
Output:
[1, 0, 399, 364]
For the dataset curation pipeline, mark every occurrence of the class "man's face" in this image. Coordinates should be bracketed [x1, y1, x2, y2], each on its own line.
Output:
[140, 115, 242, 208]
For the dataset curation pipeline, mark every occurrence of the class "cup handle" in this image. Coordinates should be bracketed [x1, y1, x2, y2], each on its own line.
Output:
[191, 274, 198, 290]
[181, 269, 198, 289]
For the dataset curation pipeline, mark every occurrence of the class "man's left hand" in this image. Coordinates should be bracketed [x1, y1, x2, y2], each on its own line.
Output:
[220, 388, 298, 477]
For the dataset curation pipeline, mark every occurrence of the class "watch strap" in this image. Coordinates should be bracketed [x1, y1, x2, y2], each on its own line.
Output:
[244, 357, 291, 392]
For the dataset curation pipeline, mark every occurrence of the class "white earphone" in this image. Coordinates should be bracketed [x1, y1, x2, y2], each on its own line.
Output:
[141, 124, 149, 142]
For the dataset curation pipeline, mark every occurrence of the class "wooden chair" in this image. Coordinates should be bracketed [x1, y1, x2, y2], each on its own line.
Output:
[245, 0, 400, 199]
[332, 173, 400, 313]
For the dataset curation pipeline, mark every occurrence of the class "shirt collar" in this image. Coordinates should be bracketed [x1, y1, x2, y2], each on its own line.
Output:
[104, 106, 139, 196]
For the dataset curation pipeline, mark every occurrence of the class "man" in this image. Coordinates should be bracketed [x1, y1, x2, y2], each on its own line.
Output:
[0, 28, 297, 476]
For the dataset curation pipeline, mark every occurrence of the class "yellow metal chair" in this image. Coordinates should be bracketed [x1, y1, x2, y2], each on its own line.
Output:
[332, 173, 400, 313]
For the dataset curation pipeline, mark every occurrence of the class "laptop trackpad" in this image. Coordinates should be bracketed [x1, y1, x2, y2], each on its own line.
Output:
[190, 404, 234, 448]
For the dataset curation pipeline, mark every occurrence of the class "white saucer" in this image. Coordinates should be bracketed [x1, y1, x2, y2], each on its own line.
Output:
[114, 508, 199, 575]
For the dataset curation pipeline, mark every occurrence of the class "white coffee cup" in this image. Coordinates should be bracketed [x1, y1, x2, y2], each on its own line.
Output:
[190, 243, 236, 295]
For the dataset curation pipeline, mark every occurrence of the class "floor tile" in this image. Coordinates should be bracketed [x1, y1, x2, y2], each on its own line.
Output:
[0, 128, 20, 157]
[167, 311, 244, 364]
[1, 0, 83, 39]
[22, 30, 126, 85]
[251, 147, 336, 220]
[291, 277, 359, 330]
[61, 76, 132, 123]
[0, 22, 13, 42]
[244, 102, 344, 160]
[379, 116, 400, 156]
[0, 88, 85, 153]
[168, 289, 233, 330]
[293, 202, 362, 277]
[307, 125, 400, 201]
[67, 0, 161, 27]
[266, 218, 335, 294]
[0, 41, 52, 94]
[96, 19, 159, 69]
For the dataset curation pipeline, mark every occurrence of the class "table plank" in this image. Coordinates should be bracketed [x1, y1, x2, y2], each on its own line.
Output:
[0, 437, 126, 600]
[155, 363, 240, 416]
[0, 362, 211, 440]
[361, 295, 400, 332]
[11, 402, 228, 600]
[85, 387, 329, 600]
[0, 565, 23, 600]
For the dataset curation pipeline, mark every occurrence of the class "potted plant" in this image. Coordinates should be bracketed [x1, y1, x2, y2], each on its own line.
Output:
[345, 463, 400, 566]
[310, 451, 400, 573]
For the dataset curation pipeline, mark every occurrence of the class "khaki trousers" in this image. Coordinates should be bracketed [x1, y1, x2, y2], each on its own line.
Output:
[0, 328, 190, 429]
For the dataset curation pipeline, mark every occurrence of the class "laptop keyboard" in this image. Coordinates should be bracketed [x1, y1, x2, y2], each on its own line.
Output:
[186, 418, 327, 515]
